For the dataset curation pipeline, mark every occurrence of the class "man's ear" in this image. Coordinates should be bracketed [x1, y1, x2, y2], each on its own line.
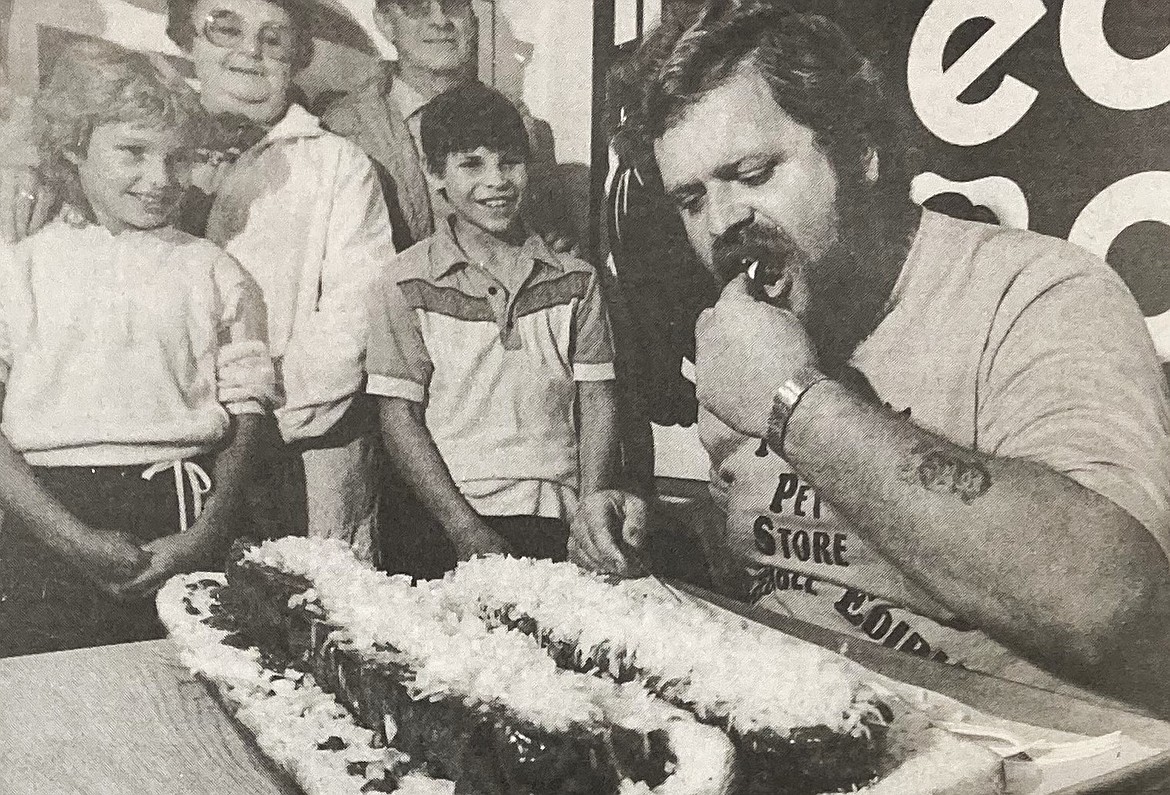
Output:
[62, 147, 84, 167]
[863, 147, 880, 185]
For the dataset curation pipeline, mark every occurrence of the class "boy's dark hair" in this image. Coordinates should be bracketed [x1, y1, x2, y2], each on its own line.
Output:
[420, 83, 530, 175]
[616, 0, 916, 205]
[166, 0, 315, 72]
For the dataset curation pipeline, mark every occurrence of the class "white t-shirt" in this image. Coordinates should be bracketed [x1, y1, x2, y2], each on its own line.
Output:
[0, 218, 273, 466]
[701, 210, 1170, 685]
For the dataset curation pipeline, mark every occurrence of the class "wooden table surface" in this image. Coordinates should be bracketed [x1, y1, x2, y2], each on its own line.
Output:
[0, 640, 299, 795]
[4, 597, 1170, 794]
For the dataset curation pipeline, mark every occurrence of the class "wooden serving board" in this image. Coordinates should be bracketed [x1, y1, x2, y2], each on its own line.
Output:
[0, 639, 300, 795]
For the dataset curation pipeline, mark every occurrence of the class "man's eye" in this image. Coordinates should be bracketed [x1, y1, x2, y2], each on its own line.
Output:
[119, 146, 146, 159]
[675, 194, 704, 215]
[738, 161, 776, 186]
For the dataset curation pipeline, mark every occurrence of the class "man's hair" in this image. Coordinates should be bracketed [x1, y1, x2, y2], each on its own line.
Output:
[166, 0, 315, 72]
[617, 0, 915, 201]
[420, 83, 530, 175]
[33, 39, 211, 197]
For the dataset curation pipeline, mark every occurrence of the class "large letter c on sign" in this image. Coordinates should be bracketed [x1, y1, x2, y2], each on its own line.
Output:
[1069, 171, 1170, 361]
[1061, 0, 1170, 111]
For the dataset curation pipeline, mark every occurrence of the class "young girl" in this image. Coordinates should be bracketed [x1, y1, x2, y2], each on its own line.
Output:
[0, 40, 275, 657]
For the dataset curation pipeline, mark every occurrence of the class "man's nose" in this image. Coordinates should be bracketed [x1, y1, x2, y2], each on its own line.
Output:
[242, 31, 264, 58]
[425, 1, 454, 25]
[706, 187, 754, 239]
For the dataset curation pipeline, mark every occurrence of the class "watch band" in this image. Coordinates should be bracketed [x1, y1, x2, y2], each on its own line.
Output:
[767, 364, 830, 457]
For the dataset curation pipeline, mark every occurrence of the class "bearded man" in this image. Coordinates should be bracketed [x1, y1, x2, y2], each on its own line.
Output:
[570, 1, 1170, 712]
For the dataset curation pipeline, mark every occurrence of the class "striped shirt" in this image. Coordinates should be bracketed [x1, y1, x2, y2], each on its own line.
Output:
[367, 218, 615, 519]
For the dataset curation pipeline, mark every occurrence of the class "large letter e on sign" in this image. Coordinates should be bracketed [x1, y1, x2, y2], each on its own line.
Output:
[908, 0, 1045, 147]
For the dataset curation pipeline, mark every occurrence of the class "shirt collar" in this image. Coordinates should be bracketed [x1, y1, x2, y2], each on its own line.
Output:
[387, 75, 431, 120]
[264, 103, 326, 142]
[428, 215, 562, 282]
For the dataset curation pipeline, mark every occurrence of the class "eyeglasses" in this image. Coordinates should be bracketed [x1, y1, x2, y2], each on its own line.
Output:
[394, 0, 473, 20]
[201, 9, 296, 62]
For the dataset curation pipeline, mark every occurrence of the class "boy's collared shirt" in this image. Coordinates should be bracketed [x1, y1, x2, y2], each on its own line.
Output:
[368, 217, 615, 519]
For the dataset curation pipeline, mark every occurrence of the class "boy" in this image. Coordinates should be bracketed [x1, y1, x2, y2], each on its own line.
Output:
[368, 83, 619, 577]
[0, 40, 274, 656]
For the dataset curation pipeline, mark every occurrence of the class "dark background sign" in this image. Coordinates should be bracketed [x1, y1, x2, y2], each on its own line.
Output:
[845, 0, 1170, 360]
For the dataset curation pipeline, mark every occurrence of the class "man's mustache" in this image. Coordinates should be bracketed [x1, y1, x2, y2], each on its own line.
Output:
[711, 222, 806, 285]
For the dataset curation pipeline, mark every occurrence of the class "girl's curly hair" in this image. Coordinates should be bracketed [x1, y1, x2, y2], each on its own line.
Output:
[33, 38, 211, 203]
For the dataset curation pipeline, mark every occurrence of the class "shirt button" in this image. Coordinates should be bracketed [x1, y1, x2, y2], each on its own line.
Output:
[488, 286, 499, 295]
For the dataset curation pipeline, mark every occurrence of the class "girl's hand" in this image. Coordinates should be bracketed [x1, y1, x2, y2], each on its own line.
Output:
[66, 527, 149, 585]
[112, 533, 215, 599]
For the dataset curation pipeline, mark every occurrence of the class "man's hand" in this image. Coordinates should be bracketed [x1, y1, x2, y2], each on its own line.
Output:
[0, 166, 56, 243]
[449, 519, 512, 562]
[569, 490, 651, 576]
[112, 532, 217, 600]
[694, 275, 819, 438]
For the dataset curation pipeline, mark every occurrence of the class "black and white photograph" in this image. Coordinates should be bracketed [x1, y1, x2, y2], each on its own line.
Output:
[1, 0, 1170, 792]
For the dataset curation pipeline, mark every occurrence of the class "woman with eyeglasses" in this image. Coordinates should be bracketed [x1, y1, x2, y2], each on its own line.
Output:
[149, 0, 395, 565]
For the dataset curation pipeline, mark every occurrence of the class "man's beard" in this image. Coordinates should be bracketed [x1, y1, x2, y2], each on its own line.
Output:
[710, 193, 911, 380]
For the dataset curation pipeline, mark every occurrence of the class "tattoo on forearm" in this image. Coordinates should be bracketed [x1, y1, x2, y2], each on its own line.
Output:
[915, 447, 992, 504]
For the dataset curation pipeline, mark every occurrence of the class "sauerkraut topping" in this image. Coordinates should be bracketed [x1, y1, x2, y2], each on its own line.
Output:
[439, 555, 878, 736]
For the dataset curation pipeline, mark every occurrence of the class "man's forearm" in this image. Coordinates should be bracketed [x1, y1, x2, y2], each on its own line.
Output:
[578, 380, 620, 497]
[780, 380, 1170, 682]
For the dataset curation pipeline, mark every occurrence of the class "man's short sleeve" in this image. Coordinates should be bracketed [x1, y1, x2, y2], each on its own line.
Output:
[981, 264, 1170, 546]
[366, 272, 433, 403]
[572, 269, 616, 382]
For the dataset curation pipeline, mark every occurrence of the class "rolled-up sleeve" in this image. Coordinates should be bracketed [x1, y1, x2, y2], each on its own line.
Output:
[214, 254, 277, 414]
[366, 273, 432, 403]
[572, 269, 616, 382]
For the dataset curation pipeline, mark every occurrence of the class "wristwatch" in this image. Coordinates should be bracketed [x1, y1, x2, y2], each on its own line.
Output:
[766, 364, 830, 457]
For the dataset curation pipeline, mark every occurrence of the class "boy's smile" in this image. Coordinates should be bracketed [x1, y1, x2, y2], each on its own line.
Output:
[433, 147, 527, 237]
[70, 122, 193, 234]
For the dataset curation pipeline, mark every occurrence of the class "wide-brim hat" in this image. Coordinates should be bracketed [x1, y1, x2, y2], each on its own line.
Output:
[286, 0, 378, 54]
